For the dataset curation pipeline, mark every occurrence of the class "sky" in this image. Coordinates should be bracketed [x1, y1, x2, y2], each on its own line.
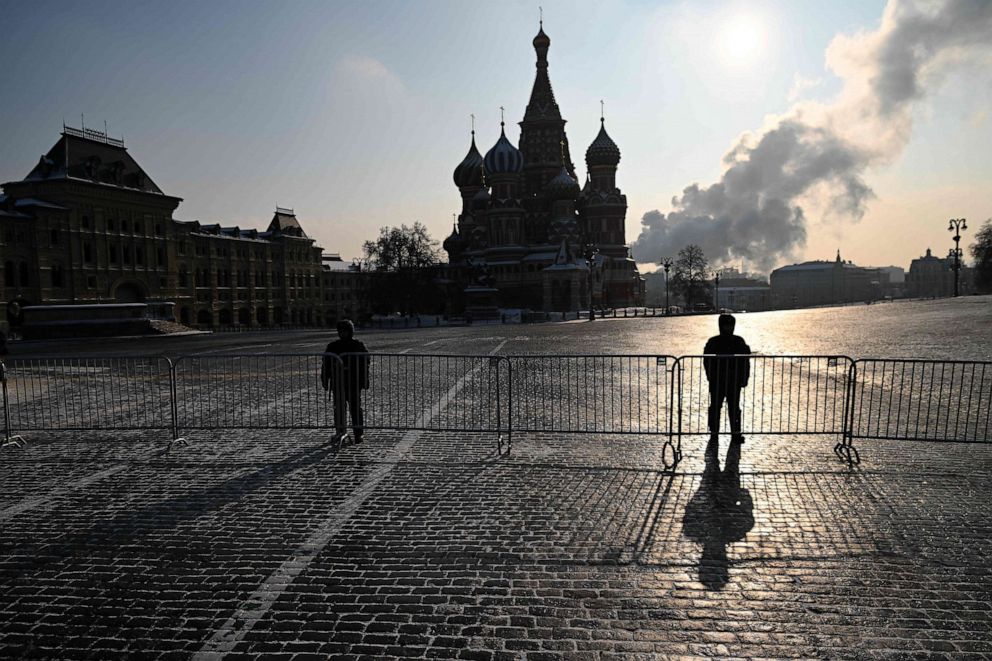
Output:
[1, 0, 990, 275]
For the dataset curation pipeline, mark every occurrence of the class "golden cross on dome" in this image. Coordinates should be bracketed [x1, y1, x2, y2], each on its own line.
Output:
[470, 113, 475, 133]
[600, 99, 604, 121]
[499, 106, 505, 125]
[539, 6, 543, 27]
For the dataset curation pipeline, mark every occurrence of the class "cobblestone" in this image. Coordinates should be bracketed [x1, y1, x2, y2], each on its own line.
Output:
[0, 429, 989, 659]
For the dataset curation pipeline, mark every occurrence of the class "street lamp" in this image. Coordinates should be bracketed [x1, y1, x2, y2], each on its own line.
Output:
[662, 258, 673, 314]
[583, 244, 599, 321]
[713, 271, 721, 312]
[948, 218, 967, 297]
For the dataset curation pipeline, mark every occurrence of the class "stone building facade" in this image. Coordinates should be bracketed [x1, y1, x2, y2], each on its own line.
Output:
[442, 24, 644, 312]
[770, 252, 882, 309]
[906, 247, 974, 298]
[1, 126, 364, 328]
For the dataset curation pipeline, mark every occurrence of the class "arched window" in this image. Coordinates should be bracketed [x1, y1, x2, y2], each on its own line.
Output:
[18, 262, 29, 287]
[51, 264, 64, 288]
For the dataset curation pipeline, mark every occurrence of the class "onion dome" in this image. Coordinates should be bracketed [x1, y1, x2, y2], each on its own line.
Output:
[533, 25, 550, 50]
[484, 124, 523, 175]
[546, 166, 580, 200]
[443, 223, 464, 254]
[586, 118, 621, 167]
[471, 186, 491, 211]
[452, 132, 484, 188]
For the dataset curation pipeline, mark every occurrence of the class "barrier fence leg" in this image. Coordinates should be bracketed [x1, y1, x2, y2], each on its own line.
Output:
[2, 362, 27, 450]
[835, 362, 860, 465]
[167, 359, 190, 451]
[494, 357, 503, 455]
[660, 357, 679, 470]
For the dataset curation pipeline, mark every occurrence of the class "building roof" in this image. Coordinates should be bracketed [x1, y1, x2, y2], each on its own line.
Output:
[267, 207, 308, 237]
[18, 126, 167, 195]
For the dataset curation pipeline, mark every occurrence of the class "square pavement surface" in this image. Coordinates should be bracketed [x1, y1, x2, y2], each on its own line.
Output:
[1, 430, 991, 660]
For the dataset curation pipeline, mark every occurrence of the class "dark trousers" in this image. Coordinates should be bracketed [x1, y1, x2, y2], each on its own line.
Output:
[333, 388, 363, 438]
[708, 385, 742, 437]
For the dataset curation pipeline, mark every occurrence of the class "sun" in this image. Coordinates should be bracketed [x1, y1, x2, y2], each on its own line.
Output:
[719, 14, 764, 63]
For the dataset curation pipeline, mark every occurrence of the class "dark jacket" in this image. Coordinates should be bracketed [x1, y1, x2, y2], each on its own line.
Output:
[321, 338, 370, 392]
[703, 334, 751, 389]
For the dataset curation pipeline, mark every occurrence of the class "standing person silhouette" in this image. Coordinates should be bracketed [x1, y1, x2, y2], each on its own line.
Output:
[320, 320, 370, 444]
[703, 314, 750, 445]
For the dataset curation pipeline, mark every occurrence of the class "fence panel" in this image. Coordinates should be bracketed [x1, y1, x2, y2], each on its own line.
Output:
[675, 355, 853, 437]
[506, 355, 675, 435]
[849, 359, 992, 443]
[352, 353, 506, 433]
[174, 354, 335, 430]
[1, 356, 174, 433]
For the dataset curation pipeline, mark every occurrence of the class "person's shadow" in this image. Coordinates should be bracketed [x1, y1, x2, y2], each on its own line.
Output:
[682, 437, 754, 589]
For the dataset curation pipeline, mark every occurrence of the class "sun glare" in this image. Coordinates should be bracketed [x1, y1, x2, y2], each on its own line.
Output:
[719, 14, 764, 63]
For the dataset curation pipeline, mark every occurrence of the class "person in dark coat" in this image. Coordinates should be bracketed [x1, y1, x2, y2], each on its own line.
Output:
[703, 314, 750, 444]
[320, 320, 370, 443]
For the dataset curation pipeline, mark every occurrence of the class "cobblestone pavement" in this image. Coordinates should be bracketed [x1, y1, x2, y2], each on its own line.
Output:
[1, 428, 990, 661]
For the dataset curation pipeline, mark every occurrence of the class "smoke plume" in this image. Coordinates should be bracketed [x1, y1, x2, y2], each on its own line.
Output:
[631, 0, 992, 272]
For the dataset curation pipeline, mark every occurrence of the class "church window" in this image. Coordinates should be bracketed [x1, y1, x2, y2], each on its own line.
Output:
[108, 218, 116, 231]
[157, 247, 166, 267]
[19, 262, 30, 286]
[123, 246, 132, 265]
[82, 215, 90, 229]
[50, 229, 60, 245]
[109, 245, 119, 264]
[86, 275, 96, 289]
[83, 242, 93, 263]
[135, 246, 144, 266]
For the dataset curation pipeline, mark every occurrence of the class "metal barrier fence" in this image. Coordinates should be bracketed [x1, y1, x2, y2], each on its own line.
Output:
[674, 355, 854, 436]
[173, 354, 337, 431]
[172, 353, 508, 445]
[849, 359, 992, 444]
[1, 356, 178, 446]
[3, 354, 991, 465]
[505, 355, 678, 465]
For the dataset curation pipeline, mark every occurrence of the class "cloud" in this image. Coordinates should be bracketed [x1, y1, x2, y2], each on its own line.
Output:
[334, 55, 406, 95]
[631, 0, 992, 272]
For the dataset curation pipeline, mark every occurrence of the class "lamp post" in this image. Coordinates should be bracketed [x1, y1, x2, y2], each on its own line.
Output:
[713, 271, 721, 312]
[662, 258, 672, 314]
[583, 244, 599, 321]
[948, 218, 967, 297]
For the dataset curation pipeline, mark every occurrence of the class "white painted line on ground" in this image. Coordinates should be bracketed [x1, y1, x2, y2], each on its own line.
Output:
[191, 344, 274, 356]
[194, 338, 509, 659]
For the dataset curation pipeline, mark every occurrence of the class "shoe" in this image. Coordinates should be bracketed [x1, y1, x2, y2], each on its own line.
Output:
[353, 435, 364, 444]
[731, 434, 745, 445]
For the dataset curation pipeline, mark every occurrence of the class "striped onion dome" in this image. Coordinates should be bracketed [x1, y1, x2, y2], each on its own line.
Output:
[484, 124, 523, 175]
[452, 132, 484, 188]
[546, 166, 580, 200]
[585, 118, 621, 167]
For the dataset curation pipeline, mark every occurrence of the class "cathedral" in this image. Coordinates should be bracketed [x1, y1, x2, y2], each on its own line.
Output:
[443, 22, 644, 313]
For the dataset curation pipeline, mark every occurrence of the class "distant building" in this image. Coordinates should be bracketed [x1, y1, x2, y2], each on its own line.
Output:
[770, 252, 881, 309]
[442, 23, 643, 312]
[876, 266, 906, 298]
[0, 125, 364, 328]
[714, 269, 770, 312]
[906, 248, 974, 298]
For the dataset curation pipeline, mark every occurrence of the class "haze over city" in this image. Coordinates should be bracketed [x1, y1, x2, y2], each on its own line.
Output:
[2, 0, 990, 274]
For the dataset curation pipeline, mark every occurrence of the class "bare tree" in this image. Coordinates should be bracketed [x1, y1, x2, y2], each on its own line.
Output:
[970, 219, 992, 294]
[672, 244, 710, 309]
[362, 222, 442, 315]
[363, 222, 440, 272]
